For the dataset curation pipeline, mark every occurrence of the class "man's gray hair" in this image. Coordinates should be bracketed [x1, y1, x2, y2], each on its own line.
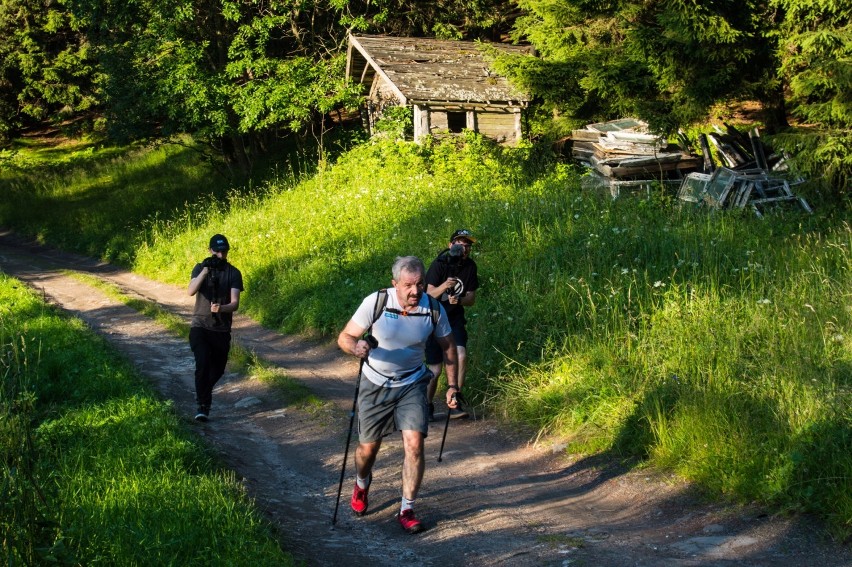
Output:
[392, 256, 425, 280]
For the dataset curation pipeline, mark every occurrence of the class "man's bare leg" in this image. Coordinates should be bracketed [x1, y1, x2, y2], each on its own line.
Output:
[400, 430, 425, 500]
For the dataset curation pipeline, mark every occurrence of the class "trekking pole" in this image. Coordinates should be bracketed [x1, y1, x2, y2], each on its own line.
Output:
[332, 335, 378, 526]
[437, 391, 465, 463]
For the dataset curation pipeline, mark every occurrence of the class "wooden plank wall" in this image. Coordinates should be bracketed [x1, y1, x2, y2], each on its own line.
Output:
[402, 102, 523, 144]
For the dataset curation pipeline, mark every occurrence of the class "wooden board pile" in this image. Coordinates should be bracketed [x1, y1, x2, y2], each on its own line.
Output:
[570, 118, 702, 180]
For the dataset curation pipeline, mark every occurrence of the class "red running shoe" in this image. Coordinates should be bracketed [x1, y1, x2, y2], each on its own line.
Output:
[350, 482, 369, 516]
[397, 509, 424, 534]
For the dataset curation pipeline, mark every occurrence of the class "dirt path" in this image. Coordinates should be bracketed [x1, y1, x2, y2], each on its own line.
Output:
[1, 229, 849, 566]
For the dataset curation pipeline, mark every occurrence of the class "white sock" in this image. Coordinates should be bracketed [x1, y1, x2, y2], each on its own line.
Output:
[400, 497, 415, 512]
[356, 474, 371, 489]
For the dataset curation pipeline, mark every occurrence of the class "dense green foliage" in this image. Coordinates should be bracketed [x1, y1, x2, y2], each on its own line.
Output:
[0, 0, 513, 165]
[4, 135, 849, 535]
[0, 0, 98, 138]
[0, 274, 292, 564]
[774, 0, 851, 129]
[502, 0, 786, 131]
[1, 0, 848, 189]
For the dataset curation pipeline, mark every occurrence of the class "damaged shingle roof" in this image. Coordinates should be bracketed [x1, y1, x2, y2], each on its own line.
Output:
[346, 34, 532, 105]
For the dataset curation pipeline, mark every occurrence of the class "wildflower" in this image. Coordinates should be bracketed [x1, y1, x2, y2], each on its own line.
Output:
[621, 268, 629, 275]
[757, 298, 771, 304]
[654, 280, 664, 288]
[574, 214, 580, 219]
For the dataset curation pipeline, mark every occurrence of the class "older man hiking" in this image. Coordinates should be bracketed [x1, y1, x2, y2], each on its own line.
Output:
[337, 256, 459, 533]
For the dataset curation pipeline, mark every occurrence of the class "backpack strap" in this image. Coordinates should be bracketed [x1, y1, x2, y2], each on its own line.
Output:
[426, 295, 439, 332]
[370, 288, 439, 335]
[370, 289, 389, 331]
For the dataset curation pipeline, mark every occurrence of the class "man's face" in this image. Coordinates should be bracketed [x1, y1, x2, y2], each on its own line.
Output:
[392, 269, 425, 309]
[210, 248, 229, 259]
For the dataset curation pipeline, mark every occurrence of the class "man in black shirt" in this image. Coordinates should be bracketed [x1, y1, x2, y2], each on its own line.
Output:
[187, 234, 244, 421]
[424, 229, 479, 419]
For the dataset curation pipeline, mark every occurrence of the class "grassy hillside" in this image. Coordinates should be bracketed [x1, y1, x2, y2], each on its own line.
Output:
[2, 132, 850, 536]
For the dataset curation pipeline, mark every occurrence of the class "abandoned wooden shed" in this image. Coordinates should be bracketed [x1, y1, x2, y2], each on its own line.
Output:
[345, 34, 532, 145]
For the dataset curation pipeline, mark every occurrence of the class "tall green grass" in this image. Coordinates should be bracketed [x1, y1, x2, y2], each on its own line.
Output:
[0, 275, 292, 565]
[3, 132, 851, 536]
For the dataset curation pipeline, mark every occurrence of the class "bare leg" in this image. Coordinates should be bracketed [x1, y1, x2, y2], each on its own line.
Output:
[400, 430, 425, 500]
[355, 440, 381, 479]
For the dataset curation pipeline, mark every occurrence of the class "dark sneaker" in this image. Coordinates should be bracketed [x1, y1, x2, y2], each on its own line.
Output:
[428, 402, 436, 422]
[350, 482, 369, 516]
[397, 509, 424, 534]
[449, 407, 469, 419]
[194, 407, 209, 422]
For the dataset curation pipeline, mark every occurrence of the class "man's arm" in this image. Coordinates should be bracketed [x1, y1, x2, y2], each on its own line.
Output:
[427, 277, 458, 299]
[448, 288, 476, 306]
[436, 334, 460, 408]
[188, 267, 208, 296]
[338, 320, 372, 359]
[213, 288, 241, 314]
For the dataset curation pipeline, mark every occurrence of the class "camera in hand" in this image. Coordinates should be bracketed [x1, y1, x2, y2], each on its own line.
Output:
[448, 243, 465, 266]
[202, 255, 227, 270]
[441, 244, 465, 300]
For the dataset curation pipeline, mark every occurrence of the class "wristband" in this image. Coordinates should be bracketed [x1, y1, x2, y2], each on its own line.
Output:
[447, 385, 459, 391]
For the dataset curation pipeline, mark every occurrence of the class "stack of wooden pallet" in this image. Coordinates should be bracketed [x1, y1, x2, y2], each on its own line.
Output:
[571, 118, 702, 180]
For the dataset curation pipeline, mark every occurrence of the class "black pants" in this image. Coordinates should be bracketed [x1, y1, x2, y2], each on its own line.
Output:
[189, 327, 231, 409]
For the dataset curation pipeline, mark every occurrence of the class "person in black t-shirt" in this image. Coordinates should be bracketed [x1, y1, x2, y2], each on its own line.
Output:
[187, 234, 244, 421]
[424, 229, 479, 419]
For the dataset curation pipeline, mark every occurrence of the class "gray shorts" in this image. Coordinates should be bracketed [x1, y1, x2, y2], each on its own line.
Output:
[357, 374, 430, 443]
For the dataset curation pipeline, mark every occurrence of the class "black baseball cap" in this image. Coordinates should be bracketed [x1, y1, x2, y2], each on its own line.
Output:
[450, 229, 476, 243]
[209, 234, 230, 252]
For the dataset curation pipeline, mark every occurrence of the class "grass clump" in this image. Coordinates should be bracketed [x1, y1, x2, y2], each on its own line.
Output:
[0, 275, 292, 565]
